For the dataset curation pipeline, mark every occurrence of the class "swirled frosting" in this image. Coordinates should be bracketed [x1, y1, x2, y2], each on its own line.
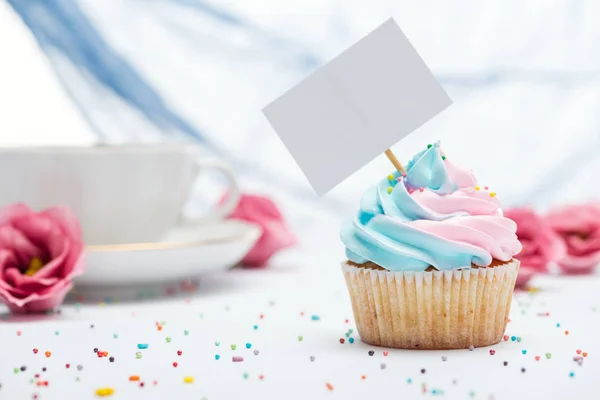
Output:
[340, 141, 522, 271]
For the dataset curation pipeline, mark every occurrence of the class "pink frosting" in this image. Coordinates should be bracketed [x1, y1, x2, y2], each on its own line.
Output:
[412, 188, 501, 216]
[409, 216, 521, 263]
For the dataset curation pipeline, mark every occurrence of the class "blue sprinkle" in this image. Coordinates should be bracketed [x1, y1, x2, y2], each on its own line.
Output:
[511, 336, 516, 341]
[253, 325, 258, 330]
[215, 354, 220, 360]
[349, 337, 355, 343]
[407, 378, 412, 384]
[522, 350, 527, 355]
[569, 371, 575, 378]
[556, 323, 561, 327]
[137, 344, 149, 349]
[311, 315, 320, 321]
[245, 343, 252, 349]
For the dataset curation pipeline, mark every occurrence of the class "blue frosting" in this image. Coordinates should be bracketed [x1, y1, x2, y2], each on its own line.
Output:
[340, 142, 492, 271]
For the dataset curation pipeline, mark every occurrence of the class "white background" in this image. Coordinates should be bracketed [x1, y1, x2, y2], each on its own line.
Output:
[1, 1, 600, 399]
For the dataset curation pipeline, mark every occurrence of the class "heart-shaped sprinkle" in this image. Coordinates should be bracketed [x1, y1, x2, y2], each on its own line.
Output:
[310, 356, 315, 362]
[383, 351, 389, 356]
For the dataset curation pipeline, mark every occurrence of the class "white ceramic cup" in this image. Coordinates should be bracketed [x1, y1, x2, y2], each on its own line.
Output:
[0, 144, 240, 245]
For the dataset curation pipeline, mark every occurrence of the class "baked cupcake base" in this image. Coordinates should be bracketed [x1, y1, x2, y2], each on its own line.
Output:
[342, 259, 519, 349]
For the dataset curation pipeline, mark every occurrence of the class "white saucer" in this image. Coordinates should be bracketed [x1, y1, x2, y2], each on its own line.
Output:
[76, 220, 262, 285]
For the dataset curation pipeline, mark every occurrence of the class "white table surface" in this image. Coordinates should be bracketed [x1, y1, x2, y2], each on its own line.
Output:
[1, 241, 599, 400]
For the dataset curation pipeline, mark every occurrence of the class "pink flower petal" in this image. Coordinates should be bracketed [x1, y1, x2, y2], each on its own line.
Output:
[0, 203, 34, 226]
[223, 194, 296, 268]
[40, 207, 82, 243]
[0, 225, 42, 266]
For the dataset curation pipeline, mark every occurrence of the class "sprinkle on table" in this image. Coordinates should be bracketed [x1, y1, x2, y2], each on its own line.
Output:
[325, 382, 334, 391]
[95, 388, 115, 397]
[245, 343, 252, 349]
[349, 337, 355, 343]
[231, 344, 237, 350]
[137, 344, 149, 349]
[183, 376, 194, 384]
[232, 356, 244, 362]
[298, 336, 303, 342]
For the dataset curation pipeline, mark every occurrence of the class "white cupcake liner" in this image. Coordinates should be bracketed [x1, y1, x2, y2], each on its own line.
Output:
[342, 259, 519, 349]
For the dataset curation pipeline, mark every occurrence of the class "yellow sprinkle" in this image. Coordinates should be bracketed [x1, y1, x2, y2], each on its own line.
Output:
[474, 186, 480, 191]
[387, 174, 394, 181]
[25, 257, 44, 276]
[95, 388, 115, 397]
[489, 192, 496, 197]
[387, 187, 393, 194]
[184, 376, 194, 384]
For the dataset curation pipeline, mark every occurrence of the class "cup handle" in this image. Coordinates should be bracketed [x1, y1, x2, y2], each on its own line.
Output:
[177, 158, 241, 226]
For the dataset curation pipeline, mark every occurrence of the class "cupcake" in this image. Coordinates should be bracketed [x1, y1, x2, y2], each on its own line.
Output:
[340, 142, 522, 349]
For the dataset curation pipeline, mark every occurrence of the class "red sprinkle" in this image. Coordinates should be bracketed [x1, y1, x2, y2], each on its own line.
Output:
[419, 187, 424, 192]
[44, 381, 48, 387]
[177, 350, 182, 356]
[326, 382, 334, 391]
[535, 356, 540, 361]
[33, 348, 38, 354]
[172, 362, 178, 367]
[345, 319, 349, 324]
[576, 349, 582, 354]
[65, 364, 70, 369]
[259, 374, 265, 381]
[339, 338, 345, 344]
[489, 349, 495, 355]
[140, 382, 145, 387]
[484, 186, 489, 190]
[383, 351, 389, 356]
[503, 335, 509, 341]
[17, 330, 22, 336]
[259, 314, 264, 319]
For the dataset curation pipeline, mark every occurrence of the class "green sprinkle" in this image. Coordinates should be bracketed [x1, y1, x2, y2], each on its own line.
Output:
[243, 373, 249, 379]
[199, 313, 204, 318]
[113, 333, 118, 339]
[427, 144, 432, 148]
[441, 155, 446, 160]
[13, 368, 18, 374]
[345, 332, 350, 338]
[545, 352, 552, 359]
[161, 321, 166, 326]
[517, 337, 522, 342]
[54, 331, 59, 336]
[184, 330, 189, 335]
[215, 341, 220, 346]
[135, 352, 142, 359]
[231, 344, 237, 350]
[166, 337, 172, 343]
[298, 335, 304, 342]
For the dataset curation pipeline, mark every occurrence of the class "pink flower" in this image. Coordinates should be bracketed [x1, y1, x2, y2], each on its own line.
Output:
[225, 194, 296, 267]
[546, 202, 600, 274]
[0, 204, 85, 313]
[504, 207, 565, 288]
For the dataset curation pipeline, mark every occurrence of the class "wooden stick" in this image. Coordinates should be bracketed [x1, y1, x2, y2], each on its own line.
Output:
[384, 149, 406, 174]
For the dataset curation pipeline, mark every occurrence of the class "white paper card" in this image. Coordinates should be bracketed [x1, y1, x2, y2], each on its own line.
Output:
[263, 18, 452, 196]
